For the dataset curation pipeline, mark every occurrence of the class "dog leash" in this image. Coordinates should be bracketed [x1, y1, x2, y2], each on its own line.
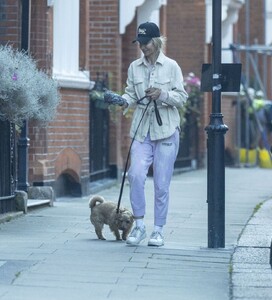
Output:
[154, 100, 162, 126]
[116, 97, 152, 213]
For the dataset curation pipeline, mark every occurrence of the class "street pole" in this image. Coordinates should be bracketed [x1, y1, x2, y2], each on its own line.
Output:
[17, 0, 30, 192]
[205, 0, 228, 248]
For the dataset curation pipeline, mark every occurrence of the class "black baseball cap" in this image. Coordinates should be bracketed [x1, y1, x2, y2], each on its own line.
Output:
[133, 22, 160, 44]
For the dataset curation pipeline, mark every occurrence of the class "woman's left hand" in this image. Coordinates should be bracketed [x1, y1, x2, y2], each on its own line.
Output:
[145, 87, 161, 101]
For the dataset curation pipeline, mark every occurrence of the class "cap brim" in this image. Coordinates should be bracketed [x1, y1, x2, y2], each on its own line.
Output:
[132, 36, 152, 44]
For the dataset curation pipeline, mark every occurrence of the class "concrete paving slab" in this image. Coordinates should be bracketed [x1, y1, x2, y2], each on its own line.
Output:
[230, 188, 272, 299]
[0, 285, 111, 300]
[0, 167, 272, 299]
[232, 286, 272, 300]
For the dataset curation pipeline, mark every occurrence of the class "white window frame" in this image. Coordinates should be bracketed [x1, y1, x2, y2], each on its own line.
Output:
[52, 0, 92, 89]
[266, 0, 272, 45]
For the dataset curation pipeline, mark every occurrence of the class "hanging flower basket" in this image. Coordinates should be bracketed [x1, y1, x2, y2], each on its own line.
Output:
[0, 45, 60, 126]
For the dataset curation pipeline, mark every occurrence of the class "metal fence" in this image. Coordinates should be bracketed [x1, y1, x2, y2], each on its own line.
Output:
[0, 120, 16, 213]
[175, 110, 200, 169]
[89, 100, 110, 181]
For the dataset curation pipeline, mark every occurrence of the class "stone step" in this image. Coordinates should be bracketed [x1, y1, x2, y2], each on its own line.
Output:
[27, 199, 52, 208]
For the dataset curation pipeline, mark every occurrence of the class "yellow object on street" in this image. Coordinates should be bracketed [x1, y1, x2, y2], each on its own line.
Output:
[239, 148, 257, 164]
[259, 149, 272, 168]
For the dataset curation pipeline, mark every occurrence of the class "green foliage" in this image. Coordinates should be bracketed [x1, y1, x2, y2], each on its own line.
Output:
[253, 202, 263, 214]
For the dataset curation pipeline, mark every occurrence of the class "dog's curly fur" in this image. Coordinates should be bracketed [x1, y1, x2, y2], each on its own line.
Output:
[89, 195, 134, 241]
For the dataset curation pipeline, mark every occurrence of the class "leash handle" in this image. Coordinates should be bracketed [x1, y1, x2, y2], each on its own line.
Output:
[116, 101, 151, 213]
[137, 96, 162, 126]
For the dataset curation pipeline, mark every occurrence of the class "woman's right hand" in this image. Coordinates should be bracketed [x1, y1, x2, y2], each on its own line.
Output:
[145, 87, 161, 101]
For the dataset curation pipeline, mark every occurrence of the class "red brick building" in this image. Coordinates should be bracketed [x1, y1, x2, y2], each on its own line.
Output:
[1, 0, 271, 202]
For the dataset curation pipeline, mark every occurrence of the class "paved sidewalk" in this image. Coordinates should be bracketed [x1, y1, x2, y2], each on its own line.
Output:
[231, 199, 272, 299]
[0, 167, 271, 300]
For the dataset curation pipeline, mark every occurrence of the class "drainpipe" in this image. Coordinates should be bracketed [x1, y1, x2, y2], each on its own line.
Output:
[17, 0, 31, 192]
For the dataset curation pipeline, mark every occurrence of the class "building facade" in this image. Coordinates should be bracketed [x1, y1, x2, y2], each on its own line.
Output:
[0, 0, 271, 205]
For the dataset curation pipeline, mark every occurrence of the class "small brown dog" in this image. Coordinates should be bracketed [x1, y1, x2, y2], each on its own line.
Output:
[89, 195, 134, 241]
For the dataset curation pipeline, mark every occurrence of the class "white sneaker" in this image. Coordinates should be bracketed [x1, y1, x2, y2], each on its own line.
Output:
[148, 231, 164, 247]
[126, 226, 146, 245]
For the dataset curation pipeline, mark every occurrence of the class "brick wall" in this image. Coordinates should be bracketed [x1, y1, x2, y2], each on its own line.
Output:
[0, 0, 21, 48]
[30, 0, 51, 70]
[28, 1, 90, 195]
[166, 0, 206, 77]
[89, 0, 124, 173]
[79, 0, 89, 70]
[166, 0, 207, 166]
[2, 0, 268, 196]
[0, 0, 21, 47]
[89, 0, 121, 91]
[28, 1, 51, 185]
[29, 87, 90, 194]
[121, 17, 138, 85]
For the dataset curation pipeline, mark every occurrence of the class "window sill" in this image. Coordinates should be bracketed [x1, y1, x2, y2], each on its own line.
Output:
[53, 70, 95, 90]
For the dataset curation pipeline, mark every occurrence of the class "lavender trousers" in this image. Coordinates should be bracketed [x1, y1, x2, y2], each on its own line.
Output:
[127, 129, 180, 226]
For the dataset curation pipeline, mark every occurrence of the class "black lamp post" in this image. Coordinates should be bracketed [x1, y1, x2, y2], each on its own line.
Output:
[201, 1, 241, 248]
[205, 0, 228, 248]
[201, 0, 242, 248]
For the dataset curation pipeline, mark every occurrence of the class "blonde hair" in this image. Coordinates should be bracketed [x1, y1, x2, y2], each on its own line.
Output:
[152, 36, 167, 52]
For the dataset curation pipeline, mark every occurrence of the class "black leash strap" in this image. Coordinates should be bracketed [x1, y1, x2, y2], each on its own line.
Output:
[116, 100, 151, 213]
[154, 100, 162, 126]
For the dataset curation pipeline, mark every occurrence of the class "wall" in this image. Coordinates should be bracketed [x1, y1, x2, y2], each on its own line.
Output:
[0, 0, 21, 47]
[2, 0, 268, 198]
[28, 0, 90, 196]
[166, 0, 207, 166]
[89, 0, 124, 174]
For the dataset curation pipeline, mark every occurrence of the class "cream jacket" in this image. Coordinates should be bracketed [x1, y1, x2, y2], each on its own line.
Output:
[122, 52, 188, 142]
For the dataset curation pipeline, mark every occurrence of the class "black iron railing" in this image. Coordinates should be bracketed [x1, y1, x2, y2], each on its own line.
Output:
[89, 73, 111, 181]
[0, 120, 16, 213]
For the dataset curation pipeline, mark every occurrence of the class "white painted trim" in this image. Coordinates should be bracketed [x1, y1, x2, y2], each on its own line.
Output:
[205, 0, 244, 43]
[138, 0, 159, 25]
[222, 0, 245, 39]
[47, 0, 54, 6]
[119, 0, 167, 34]
[266, 0, 272, 44]
[54, 72, 95, 90]
[119, 0, 146, 34]
[53, 0, 91, 90]
[205, 0, 244, 62]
